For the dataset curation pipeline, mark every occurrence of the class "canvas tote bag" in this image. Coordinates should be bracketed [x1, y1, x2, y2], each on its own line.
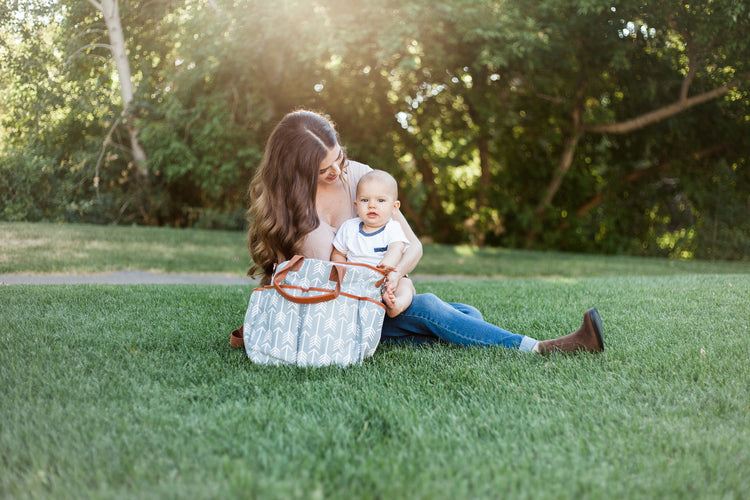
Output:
[241, 256, 387, 367]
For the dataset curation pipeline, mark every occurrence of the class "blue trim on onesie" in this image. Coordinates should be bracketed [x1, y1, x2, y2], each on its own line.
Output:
[358, 221, 386, 236]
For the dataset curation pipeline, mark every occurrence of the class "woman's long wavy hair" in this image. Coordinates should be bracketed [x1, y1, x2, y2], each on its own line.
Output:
[247, 110, 345, 285]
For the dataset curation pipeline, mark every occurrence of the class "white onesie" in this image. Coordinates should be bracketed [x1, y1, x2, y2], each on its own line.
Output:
[332, 217, 409, 267]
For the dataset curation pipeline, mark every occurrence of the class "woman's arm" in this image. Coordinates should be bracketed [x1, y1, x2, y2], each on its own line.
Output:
[391, 209, 423, 276]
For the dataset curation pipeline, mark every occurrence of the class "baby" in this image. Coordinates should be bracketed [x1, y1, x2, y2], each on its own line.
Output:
[331, 170, 415, 317]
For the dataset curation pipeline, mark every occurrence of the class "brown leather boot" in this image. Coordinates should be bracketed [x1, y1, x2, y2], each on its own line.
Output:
[230, 326, 244, 349]
[537, 308, 604, 355]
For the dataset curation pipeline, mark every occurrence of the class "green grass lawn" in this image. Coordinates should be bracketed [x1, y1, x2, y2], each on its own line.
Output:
[2, 222, 749, 499]
[2, 221, 748, 276]
[0, 222, 252, 275]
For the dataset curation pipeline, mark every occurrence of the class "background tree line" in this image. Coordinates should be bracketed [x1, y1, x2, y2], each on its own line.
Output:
[1, 0, 748, 259]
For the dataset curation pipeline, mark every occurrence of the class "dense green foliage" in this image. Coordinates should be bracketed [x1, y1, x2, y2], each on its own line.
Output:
[1, 0, 749, 258]
[2, 274, 749, 498]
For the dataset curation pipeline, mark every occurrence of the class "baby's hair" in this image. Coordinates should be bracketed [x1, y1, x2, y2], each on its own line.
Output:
[357, 169, 399, 198]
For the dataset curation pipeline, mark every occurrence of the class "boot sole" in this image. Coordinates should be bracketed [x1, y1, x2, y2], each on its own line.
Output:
[588, 307, 604, 351]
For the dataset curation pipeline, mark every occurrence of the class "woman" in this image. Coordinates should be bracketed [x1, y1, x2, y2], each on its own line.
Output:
[245, 110, 603, 355]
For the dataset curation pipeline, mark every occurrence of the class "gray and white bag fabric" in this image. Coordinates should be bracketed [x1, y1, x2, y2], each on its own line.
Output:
[242, 256, 386, 367]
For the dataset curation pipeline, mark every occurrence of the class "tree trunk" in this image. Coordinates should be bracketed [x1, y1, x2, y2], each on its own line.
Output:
[415, 153, 450, 239]
[534, 126, 582, 217]
[393, 125, 450, 240]
[561, 144, 724, 226]
[476, 132, 491, 210]
[583, 77, 746, 135]
[88, 0, 148, 176]
[466, 102, 492, 211]
[526, 74, 748, 248]
[525, 104, 583, 247]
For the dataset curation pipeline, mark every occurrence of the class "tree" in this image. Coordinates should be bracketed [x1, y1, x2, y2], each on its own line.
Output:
[1, 0, 748, 258]
[83, 0, 147, 175]
[523, 0, 750, 247]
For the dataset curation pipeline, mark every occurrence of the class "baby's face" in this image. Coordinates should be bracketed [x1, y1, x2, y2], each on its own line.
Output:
[354, 179, 400, 230]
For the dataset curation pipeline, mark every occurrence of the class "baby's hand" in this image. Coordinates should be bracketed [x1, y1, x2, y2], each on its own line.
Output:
[376, 263, 397, 274]
[377, 263, 401, 293]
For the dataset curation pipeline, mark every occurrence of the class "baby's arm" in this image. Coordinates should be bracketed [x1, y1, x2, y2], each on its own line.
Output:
[330, 247, 348, 263]
[377, 241, 406, 270]
[377, 241, 406, 293]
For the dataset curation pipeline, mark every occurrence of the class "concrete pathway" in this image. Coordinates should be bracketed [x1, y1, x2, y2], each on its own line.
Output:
[1, 271, 464, 285]
[0, 271, 257, 285]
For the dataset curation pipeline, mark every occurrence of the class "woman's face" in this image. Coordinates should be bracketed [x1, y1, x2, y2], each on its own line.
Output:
[318, 145, 344, 186]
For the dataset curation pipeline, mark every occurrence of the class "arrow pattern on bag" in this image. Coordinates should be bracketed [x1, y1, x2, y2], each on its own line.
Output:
[243, 258, 386, 367]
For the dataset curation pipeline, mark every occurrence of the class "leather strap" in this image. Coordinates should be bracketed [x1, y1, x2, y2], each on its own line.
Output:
[272, 258, 344, 304]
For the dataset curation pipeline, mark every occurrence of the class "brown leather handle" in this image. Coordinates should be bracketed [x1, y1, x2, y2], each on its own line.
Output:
[272, 254, 305, 281]
[272, 257, 343, 304]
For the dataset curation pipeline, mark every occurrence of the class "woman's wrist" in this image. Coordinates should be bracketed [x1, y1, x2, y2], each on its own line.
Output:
[389, 267, 405, 281]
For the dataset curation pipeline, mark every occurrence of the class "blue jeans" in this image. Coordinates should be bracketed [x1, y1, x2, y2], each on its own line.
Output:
[381, 293, 536, 350]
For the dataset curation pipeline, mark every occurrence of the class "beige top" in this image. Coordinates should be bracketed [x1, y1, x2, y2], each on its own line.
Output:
[299, 160, 372, 260]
